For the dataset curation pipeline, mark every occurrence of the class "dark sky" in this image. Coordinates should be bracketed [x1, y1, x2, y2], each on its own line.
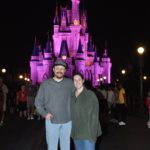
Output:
[1, 0, 150, 76]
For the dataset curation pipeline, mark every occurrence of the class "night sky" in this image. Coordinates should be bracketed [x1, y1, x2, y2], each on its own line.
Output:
[1, 0, 150, 76]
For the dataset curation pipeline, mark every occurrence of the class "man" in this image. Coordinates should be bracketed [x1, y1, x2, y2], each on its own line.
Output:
[0, 77, 8, 127]
[35, 60, 74, 150]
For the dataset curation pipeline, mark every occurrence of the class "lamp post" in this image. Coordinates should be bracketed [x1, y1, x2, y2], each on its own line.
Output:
[137, 47, 145, 110]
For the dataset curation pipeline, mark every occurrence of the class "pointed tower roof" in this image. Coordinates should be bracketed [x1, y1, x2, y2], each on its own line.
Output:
[45, 32, 52, 53]
[103, 40, 108, 57]
[38, 45, 43, 56]
[38, 45, 43, 66]
[59, 40, 70, 57]
[88, 36, 95, 52]
[77, 39, 83, 53]
[94, 47, 98, 62]
[54, 3, 59, 25]
[67, 0, 72, 10]
[32, 36, 39, 56]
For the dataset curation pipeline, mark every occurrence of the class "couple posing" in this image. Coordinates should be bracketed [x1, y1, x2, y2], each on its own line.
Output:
[35, 60, 102, 150]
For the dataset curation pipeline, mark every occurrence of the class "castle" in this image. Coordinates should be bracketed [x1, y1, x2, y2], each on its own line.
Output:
[30, 0, 112, 87]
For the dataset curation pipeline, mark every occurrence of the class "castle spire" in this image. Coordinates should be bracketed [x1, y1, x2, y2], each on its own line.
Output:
[53, 3, 59, 25]
[81, 10, 87, 34]
[32, 36, 39, 56]
[59, 40, 70, 57]
[71, 0, 80, 25]
[60, 7, 67, 29]
[94, 47, 98, 62]
[67, 0, 72, 10]
[77, 39, 83, 53]
[88, 36, 94, 52]
[103, 40, 108, 57]
[45, 32, 52, 53]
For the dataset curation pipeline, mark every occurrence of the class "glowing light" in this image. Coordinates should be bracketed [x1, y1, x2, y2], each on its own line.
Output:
[74, 19, 79, 25]
[116, 78, 119, 82]
[137, 47, 145, 55]
[24, 77, 28, 81]
[27, 78, 30, 82]
[19, 75, 23, 79]
[143, 76, 147, 80]
[97, 79, 100, 82]
[62, 55, 67, 60]
[121, 69, 126, 74]
[103, 76, 107, 80]
[100, 78, 103, 81]
[1, 68, 6, 73]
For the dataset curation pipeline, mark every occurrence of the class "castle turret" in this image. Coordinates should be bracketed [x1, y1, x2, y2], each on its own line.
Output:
[101, 42, 112, 83]
[67, 0, 72, 24]
[93, 49, 100, 86]
[60, 7, 67, 31]
[43, 34, 53, 78]
[59, 40, 70, 57]
[30, 37, 39, 85]
[37, 45, 44, 83]
[53, 4, 59, 33]
[70, 0, 81, 52]
[75, 39, 85, 76]
[86, 37, 95, 66]
[81, 10, 87, 35]
[71, 0, 80, 25]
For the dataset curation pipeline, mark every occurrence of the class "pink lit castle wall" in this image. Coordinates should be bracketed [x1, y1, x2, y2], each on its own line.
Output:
[30, 0, 112, 87]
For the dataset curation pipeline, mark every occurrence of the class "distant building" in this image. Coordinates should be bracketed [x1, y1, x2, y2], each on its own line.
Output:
[30, 0, 112, 87]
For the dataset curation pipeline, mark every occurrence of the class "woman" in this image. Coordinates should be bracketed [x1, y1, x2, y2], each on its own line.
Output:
[71, 73, 102, 150]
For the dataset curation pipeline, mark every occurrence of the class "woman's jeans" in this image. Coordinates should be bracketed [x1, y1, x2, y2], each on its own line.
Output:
[46, 120, 72, 150]
[74, 139, 95, 150]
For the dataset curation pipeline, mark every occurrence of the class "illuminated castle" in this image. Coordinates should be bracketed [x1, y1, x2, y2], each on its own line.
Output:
[30, 0, 112, 87]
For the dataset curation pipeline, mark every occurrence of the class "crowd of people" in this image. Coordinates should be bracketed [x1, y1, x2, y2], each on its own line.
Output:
[0, 78, 42, 127]
[0, 60, 150, 150]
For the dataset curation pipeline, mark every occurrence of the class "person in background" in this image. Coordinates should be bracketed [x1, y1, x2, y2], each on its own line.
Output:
[117, 83, 127, 126]
[26, 80, 36, 120]
[71, 73, 102, 150]
[145, 91, 150, 128]
[35, 60, 74, 150]
[107, 85, 115, 114]
[110, 86, 119, 123]
[16, 85, 28, 118]
[0, 77, 8, 127]
[34, 82, 42, 120]
[7, 89, 16, 114]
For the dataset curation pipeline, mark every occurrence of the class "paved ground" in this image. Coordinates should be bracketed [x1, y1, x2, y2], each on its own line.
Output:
[0, 113, 150, 150]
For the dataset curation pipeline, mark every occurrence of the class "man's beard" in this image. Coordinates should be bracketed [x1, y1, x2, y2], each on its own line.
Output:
[54, 72, 64, 79]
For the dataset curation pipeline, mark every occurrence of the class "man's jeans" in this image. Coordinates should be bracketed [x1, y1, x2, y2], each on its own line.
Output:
[45, 120, 72, 150]
[74, 140, 95, 150]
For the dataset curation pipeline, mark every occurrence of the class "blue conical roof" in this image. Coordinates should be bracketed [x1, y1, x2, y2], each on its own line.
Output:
[94, 48, 98, 62]
[88, 38, 95, 52]
[45, 34, 51, 53]
[67, 0, 72, 10]
[59, 40, 70, 57]
[32, 37, 39, 56]
[77, 39, 83, 53]
[54, 4, 59, 25]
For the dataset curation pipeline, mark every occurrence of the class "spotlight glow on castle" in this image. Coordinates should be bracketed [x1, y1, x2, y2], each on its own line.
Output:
[30, 0, 112, 87]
